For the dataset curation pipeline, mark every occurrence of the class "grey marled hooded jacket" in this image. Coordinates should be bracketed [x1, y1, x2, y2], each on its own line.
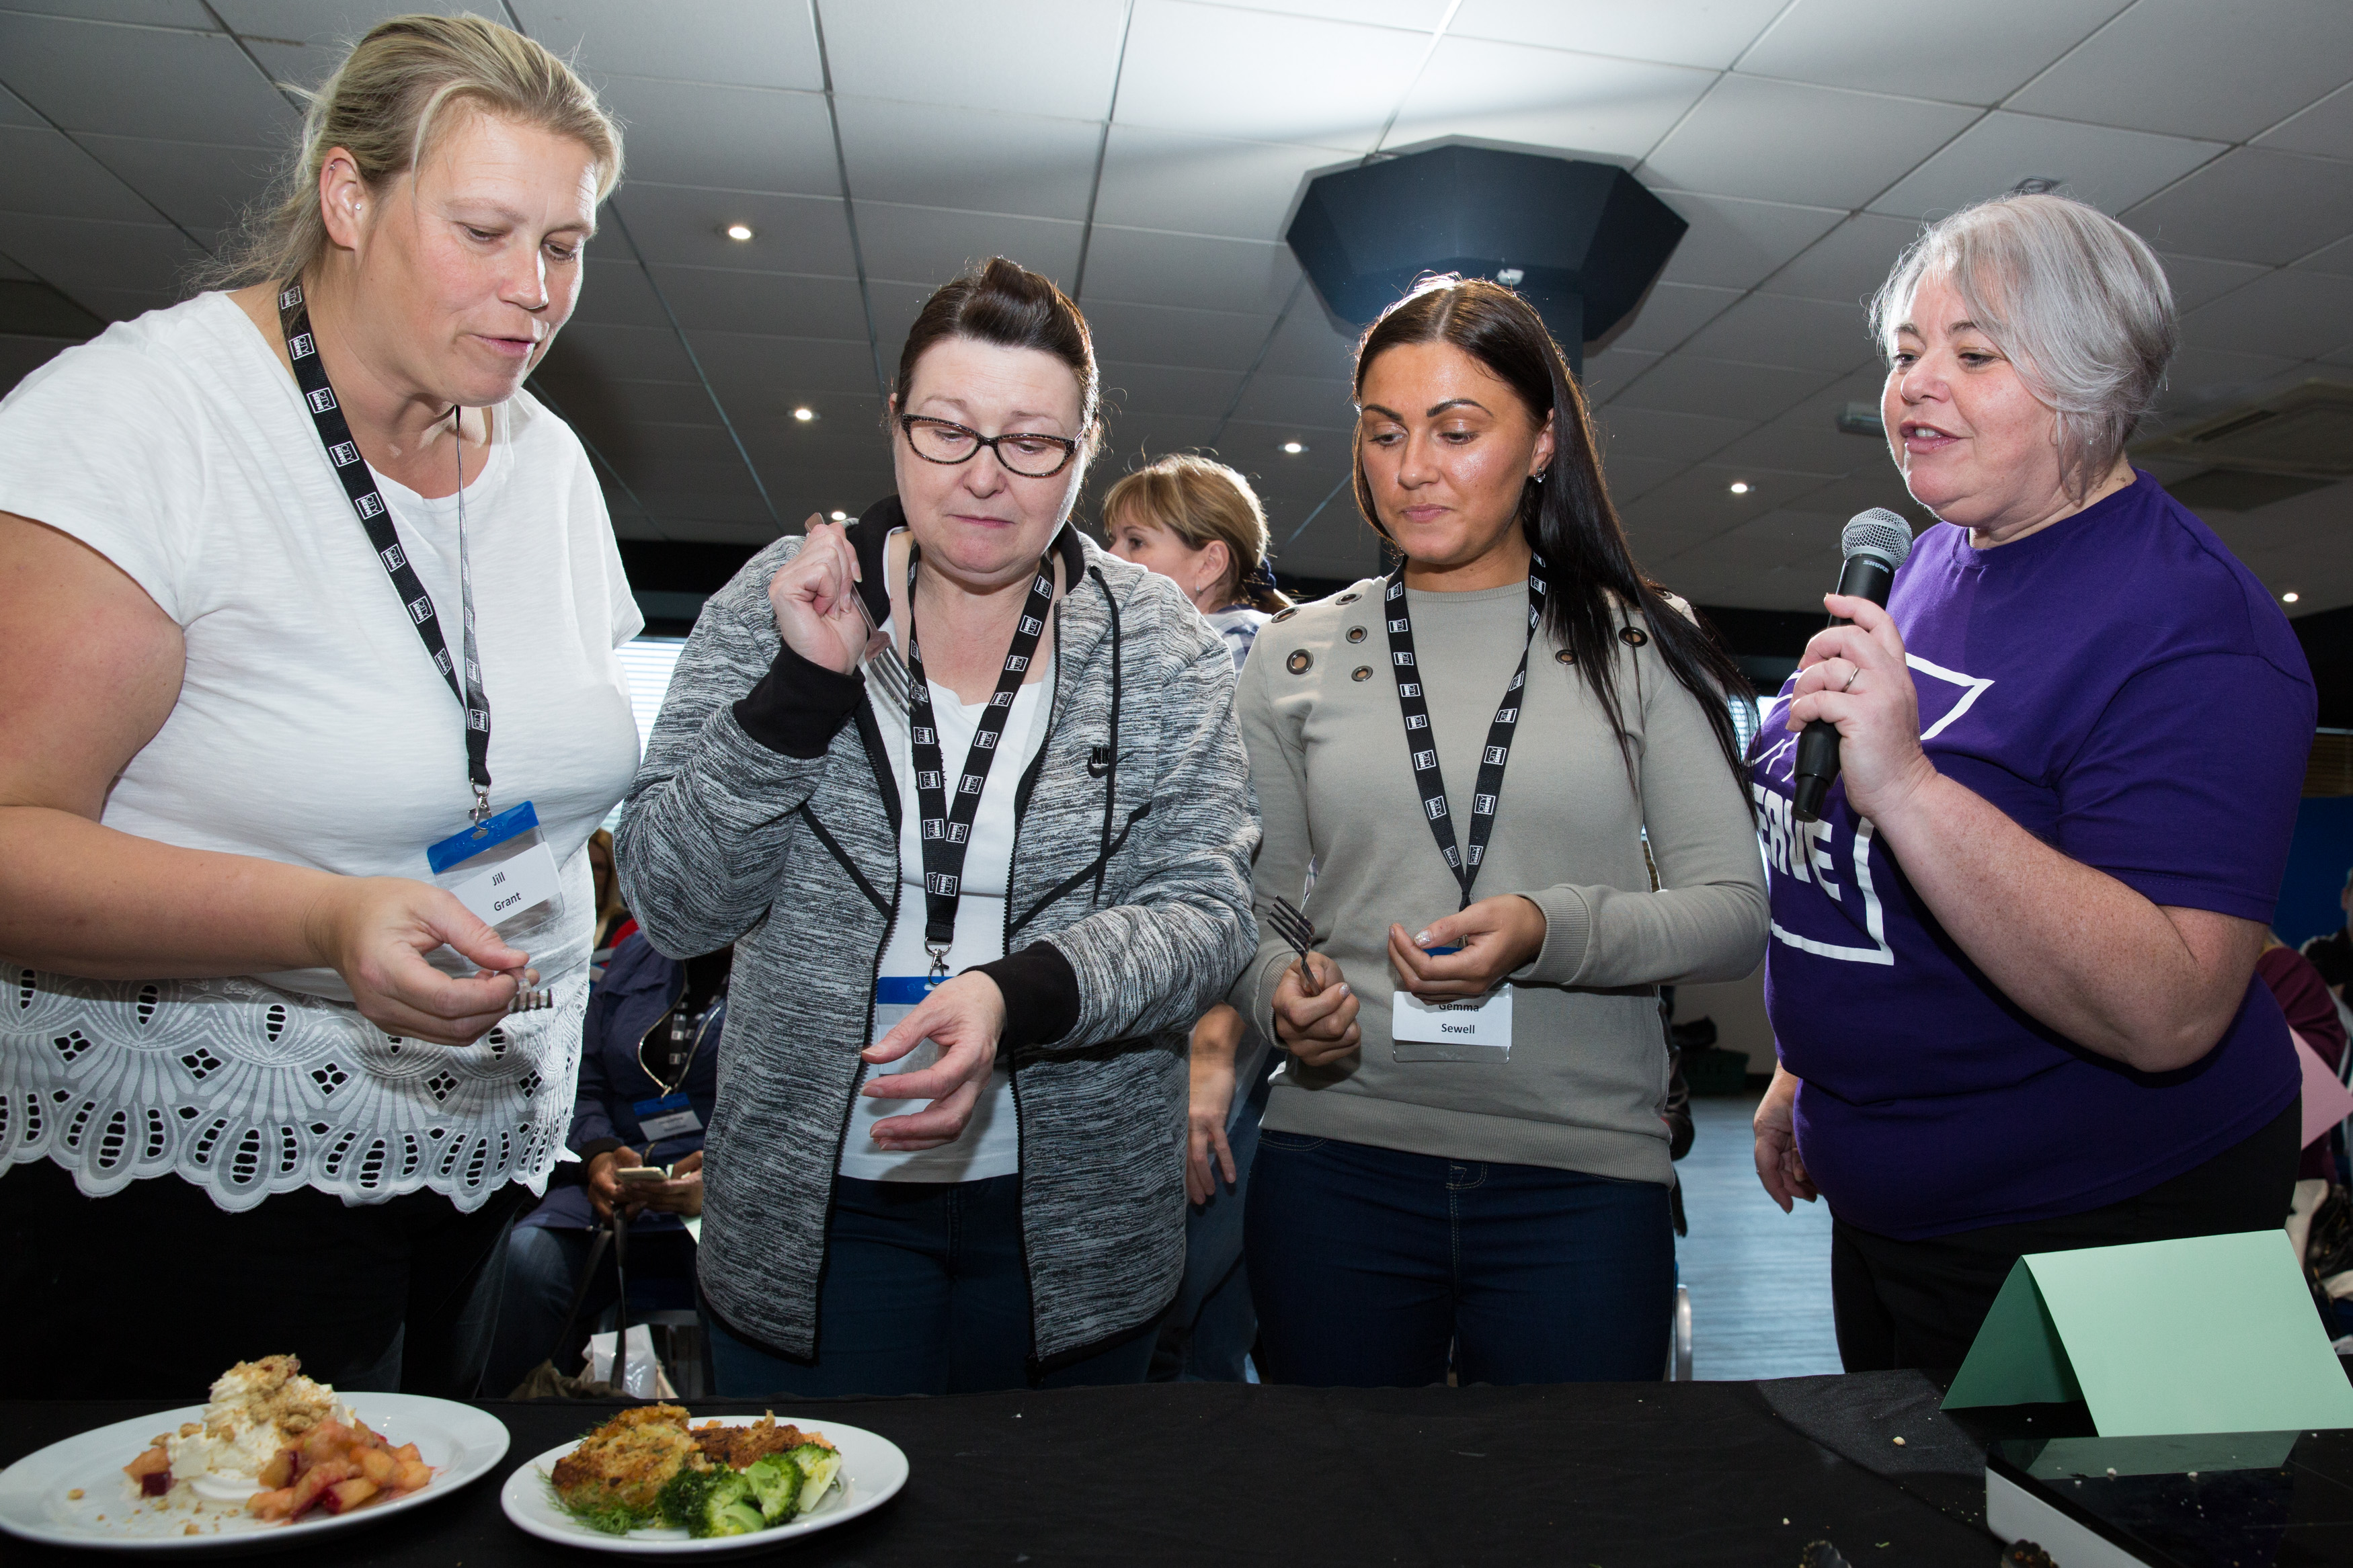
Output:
[614, 503, 1258, 1369]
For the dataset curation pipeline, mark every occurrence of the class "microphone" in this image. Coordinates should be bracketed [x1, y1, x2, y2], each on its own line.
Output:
[1791, 509, 1914, 823]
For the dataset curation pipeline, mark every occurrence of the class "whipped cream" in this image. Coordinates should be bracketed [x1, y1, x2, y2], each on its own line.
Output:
[161, 1356, 349, 1502]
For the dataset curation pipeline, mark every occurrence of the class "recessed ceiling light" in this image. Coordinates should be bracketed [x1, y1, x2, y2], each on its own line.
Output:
[725, 223, 753, 241]
[1729, 481, 1751, 494]
[2283, 591, 2301, 603]
[830, 509, 849, 522]
[792, 407, 815, 422]
[1281, 440, 1306, 454]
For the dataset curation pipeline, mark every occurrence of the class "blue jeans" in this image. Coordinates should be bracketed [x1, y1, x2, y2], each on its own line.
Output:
[483, 1221, 699, 1396]
[704, 1173, 1156, 1398]
[1152, 1069, 1268, 1381]
[1246, 1131, 1674, 1387]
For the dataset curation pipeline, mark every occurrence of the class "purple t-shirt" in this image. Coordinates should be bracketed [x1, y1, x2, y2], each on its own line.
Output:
[1752, 473, 2312, 1240]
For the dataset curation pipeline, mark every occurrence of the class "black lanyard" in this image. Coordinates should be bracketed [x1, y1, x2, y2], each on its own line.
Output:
[902, 551, 1055, 977]
[277, 280, 494, 816]
[1383, 556, 1549, 909]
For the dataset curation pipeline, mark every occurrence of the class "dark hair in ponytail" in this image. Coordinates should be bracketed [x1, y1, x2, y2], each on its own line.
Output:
[1351, 276, 1753, 788]
[892, 255, 1103, 455]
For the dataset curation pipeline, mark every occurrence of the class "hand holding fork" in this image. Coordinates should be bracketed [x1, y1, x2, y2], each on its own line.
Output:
[1265, 895, 1360, 1066]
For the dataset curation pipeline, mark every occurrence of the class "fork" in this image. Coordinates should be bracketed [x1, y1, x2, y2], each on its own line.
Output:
[507, 985, 552, 1015]
[1264, 895, 1326, 997]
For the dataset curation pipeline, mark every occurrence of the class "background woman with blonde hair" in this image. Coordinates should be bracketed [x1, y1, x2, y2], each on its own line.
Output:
[0, 14, 640, 1399]
[1107, 453, 1291, 671]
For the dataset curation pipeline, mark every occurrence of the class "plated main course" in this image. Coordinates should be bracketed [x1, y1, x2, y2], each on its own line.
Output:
[549, 1405, 843, 1538]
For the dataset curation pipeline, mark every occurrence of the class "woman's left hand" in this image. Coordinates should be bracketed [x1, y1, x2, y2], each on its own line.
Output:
[1388, 895, 1548, 998]
[1784, 593, 1939, 823]
[861, 971, 1006, 1152]
[638, 1150, 703, 1217]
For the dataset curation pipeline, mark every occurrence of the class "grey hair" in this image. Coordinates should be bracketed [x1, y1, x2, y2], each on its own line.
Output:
[1868, 193, 2177, 501]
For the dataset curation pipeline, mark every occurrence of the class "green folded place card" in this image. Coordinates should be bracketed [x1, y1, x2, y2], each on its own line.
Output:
[1943, 1229, 2353, 1436]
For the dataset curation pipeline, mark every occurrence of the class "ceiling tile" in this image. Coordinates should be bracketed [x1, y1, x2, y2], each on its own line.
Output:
[1220, 421, 1343, 467]
[2155, 343, 2306, 407]
[819, 0, 1126, 119]
[1650, 192, 1845, 291]
[1080, 227, 1300, 314]
[2123, 149, 2353, 265]
[645, 265, 873, 344]
[2259, 82, 2353, 161]
[0, 212, 202, 294]
[510, 0, 822, 91]
[530, 372, 721, 427]
[1600, 281, 1743, 354]
[1679, 292, 1878, 373]
[5, 1, 216, 23]
[1073, 298, 1274, 372]
[1091, 125, 1334, 243]
[865, 279, 939, 363]
[1638, 77, 1979, 210]
[1114, 1, 1427, 152]
[836, 97, 1101, 222]
[1869, 113, 2223, 220]
[534, 321, 699, 384]
[2150, 251, 2272, 311]
[1790, 472, 1925, 524]
[2007, 0, 2353, 142]
[1595, 453, 1680, 504]
[612, 186, 856, 278]
[0, 251, 38, 280]
[1449, 0, 1784, 71]
[566, 256, 670, 329]
[208, 1, 471, 44]
[237, 40, 340, 95]
[1711, 405, 1889, 477]
[2300, 237, 2353, 279]
[68, 285, 180, 322]
[688, 331, 881, 400]
[1226, 1, 1451, 26]
[1642, 462, 1837, 521]
[1222, 372, 1354, 429]
[850, 202, 1082, 289]
[1611, 355, 1835, 423]
[1739, 0, 2126, 106]
[0, 126, 159, 222]
[1765, 212, 1925, 304]
[1094, 411, 1225, 462]
[1098, 360, 1246, 419]
[1589, 404, 1752, 464]
[1382, 38, 1714, 159]
[0, 84, 43, 128]
[1255, 302, 1360, 380]
[75, 133, 276, 247]
[2180, 267, 2353, 360]
[592, 77, 838, 197]
[0, 13, 297, 146]
[1578, 347, 1661, 404]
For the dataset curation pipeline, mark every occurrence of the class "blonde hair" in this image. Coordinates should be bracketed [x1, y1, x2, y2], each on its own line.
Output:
[1102, 454, 1291, 613]
[203, 12, 622, 290]
[1870, 193, 2176, 503]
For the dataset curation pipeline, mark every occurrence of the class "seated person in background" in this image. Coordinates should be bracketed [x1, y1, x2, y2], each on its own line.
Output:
[2303, 867, 2352, 997]
[587, 826, 638, 971]
[1103, 454, 1290, 1382]
[483, 940, 727, 1395]
[2257, 934, 2349, 1184]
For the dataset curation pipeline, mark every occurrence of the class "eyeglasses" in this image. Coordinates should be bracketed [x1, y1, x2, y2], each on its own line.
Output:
[898, 414, 1080, 479]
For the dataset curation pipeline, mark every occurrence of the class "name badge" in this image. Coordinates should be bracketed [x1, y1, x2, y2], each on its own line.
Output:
[446, 838, 562, 929]
[1392, 983, 1513, 1062]
[428, 801, 561, 934]
[633, 1092, 701, 1141]
[869, 975, 945, 1087]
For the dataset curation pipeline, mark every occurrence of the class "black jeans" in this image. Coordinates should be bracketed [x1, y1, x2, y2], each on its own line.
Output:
[0, 1157, 528, 1401]
[1830, 1100, 2299, 1374]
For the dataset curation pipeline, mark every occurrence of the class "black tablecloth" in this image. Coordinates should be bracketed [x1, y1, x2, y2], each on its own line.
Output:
[1, 1376, 2013, 1565]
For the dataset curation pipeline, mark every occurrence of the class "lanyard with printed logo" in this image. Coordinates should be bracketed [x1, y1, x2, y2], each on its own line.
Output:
[1382, 556, 1549, 911]
[902, 552, 1055, 977]
[277, 280, 494, 818]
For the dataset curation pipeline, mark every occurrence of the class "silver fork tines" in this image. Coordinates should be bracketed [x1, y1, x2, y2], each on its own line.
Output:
[1265, 895, 1315, 960]
[507, 987, 551, 1014]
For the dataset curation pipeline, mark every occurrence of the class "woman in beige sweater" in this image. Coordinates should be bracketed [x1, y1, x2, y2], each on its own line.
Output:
[1231, 277, 1767, 1387]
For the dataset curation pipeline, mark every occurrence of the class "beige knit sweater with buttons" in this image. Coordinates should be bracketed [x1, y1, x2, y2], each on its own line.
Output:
[1230, 575, 1769, 1184]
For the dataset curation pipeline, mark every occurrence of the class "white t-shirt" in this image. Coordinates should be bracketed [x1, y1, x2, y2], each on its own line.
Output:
[0, 292, 642, 1212]
[839, 643, 1052, 1184]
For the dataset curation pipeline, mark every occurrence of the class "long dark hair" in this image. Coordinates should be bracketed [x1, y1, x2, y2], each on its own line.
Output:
[1352, 276, 1753, 787]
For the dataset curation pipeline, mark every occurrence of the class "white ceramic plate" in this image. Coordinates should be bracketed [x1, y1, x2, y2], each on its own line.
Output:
[501, 1414, 908, 1555]
[0, 1393, 509, 1555]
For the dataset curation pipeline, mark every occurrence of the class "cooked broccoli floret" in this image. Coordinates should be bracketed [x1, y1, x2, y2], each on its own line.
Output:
[653, 1462, 719, 1529]
[743, 1454, 803, 1524]
[694, 1471, 765, 1539]
[789, 1443, 842, 1514]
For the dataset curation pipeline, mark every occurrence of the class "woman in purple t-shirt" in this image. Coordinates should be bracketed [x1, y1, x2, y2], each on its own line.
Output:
[1749, 194, 2313, 1372]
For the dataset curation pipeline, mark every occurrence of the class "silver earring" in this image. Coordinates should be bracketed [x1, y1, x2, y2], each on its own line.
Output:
[1532, 471, 1547, 485]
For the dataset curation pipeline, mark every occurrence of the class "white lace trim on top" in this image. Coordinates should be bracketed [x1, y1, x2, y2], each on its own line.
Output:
[1, 964, 586, 1212]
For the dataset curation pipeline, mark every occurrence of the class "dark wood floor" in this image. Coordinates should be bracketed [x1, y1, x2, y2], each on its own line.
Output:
[1677, 1091, 1843, 1380]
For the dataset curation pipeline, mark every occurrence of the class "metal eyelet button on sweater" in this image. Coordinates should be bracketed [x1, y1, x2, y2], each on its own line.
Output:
[1287, 649, 1312, 674]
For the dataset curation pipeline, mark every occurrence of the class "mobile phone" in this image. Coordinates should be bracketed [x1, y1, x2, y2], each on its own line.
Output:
[614, 1164, 672, 1184]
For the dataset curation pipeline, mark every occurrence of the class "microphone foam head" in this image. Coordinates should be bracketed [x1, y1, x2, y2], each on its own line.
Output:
[1843, 508, 1913, 570]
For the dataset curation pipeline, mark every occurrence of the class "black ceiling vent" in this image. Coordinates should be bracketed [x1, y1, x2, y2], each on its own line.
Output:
[1285, 145, 1687, 378]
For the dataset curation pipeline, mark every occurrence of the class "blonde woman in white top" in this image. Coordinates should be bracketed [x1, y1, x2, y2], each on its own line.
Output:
[0, 16, 637, 1399]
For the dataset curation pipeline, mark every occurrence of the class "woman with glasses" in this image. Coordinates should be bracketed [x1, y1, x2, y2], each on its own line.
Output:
[1232, 277, 1766, 1387]
[618, 257, 1257, 1397]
